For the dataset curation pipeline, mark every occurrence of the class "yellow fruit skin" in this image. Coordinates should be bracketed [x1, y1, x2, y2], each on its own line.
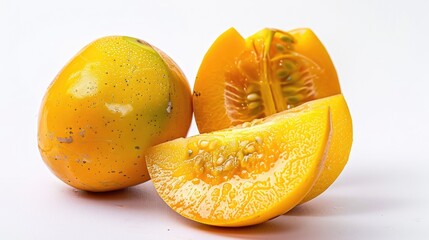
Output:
[300, 94, 353, 203]
[146, 104, 332, 227]
[38, 36, 192, 192]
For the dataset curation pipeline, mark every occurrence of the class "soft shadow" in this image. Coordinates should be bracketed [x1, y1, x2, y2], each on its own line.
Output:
[63, 182, 164, 212]
[287, 170, 410, 217]
[180, 218, 297, 239]
[73, 187, 144, 202]
[287, 195, 404, 217]
[333, 168, 389, 190]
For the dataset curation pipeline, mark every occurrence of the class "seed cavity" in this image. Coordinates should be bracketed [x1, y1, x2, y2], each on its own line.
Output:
[185, 134, 277, 185]
[224, 29, 320, 124]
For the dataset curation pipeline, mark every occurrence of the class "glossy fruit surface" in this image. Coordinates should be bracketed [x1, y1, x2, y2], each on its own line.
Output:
[193, 27, 340, 133]
[38, 36, 192, 192]
[193, 28, 351, 202]
[146, 99, 332, 226]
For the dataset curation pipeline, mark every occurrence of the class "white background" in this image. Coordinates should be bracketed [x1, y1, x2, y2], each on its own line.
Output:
[1, 0, 428, 239]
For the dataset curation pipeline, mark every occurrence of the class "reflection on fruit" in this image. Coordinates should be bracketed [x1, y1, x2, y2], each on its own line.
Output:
[193, 27, 340, 132]
[193, 28, 351, 203]
[38, 36, 192, 192]
[146, 98, 332, 227]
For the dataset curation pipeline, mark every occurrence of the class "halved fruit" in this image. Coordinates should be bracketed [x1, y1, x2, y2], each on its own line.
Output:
[193, 27, 340, 133]
[145, 99, 332, 227]
[193, 28, 351, 203]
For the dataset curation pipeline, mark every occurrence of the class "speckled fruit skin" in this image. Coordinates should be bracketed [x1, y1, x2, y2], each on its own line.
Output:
[38, 36, 192, 192]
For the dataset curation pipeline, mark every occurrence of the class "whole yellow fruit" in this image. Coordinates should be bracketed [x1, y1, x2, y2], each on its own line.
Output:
[38, 36, 192, 192]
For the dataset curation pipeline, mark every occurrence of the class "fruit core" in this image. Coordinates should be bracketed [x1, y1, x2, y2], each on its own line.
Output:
[224, 29, 321, 125]
[172, 118, 284, 185]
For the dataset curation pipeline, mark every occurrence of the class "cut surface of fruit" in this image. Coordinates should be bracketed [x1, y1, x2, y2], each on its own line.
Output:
[193, 27, 351, 203]
[193, 27, 340, 133]
[145, 102, 332, 227]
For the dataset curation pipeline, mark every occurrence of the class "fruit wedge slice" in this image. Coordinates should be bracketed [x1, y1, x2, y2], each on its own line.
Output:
[145, 102, 332, 227]
[193, 27, 352, 204]
[193, 27, 340, 133]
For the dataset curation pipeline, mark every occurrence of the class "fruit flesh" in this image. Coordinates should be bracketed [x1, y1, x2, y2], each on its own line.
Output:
[193, 28, 351, 203]
[146, 102, 332, 227]
[38, 36, 192, 192]
[194, 27, 340, 133]
[193, 28, 246, 131]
